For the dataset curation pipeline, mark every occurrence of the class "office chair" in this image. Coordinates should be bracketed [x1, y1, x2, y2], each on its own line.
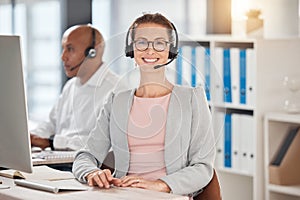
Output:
[194, 169, 222, 200]
[101, 151, 115, 173]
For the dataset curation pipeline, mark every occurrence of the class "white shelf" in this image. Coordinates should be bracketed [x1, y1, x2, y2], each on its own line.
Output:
[265, 112, 300, 124]
[180, 37, 300, 200]
[264, 112, 300, 200]
[217, 167, 253, 177]
[268, 184, 300, 197]
[213, 103, 254, 111]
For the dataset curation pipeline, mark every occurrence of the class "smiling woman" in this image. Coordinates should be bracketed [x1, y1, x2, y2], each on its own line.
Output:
[73, 13, 216, 200]
[133, 24, 171, 72]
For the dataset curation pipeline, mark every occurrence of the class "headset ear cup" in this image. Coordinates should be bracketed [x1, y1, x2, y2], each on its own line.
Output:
[85, 47, 96, 58]
[125, 43, 134, 58]
[168, 44, 178, 59]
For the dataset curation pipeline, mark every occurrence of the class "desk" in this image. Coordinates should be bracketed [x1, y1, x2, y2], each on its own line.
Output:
[0, 177, 188, 200]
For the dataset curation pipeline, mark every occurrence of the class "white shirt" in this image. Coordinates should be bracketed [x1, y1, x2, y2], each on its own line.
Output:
[31, 64, 122, 150]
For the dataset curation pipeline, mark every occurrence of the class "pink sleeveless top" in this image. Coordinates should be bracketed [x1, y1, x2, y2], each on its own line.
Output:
[127, 93, 171, 180]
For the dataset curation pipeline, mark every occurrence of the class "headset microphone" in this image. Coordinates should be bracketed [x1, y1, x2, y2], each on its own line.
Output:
[153, 56, 177, 69]
[70, 57, 86, 71]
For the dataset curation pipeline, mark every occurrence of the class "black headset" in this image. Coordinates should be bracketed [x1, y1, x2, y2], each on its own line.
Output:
[85, 27, 96, 58]
[125, 22, 178, 59]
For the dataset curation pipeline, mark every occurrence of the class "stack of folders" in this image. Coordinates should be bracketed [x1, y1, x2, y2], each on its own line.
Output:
[176, 46, 211, 101]
[213, 112, 254, 175]
[176, 45, 255, 106]
[212, 47, 255, 106]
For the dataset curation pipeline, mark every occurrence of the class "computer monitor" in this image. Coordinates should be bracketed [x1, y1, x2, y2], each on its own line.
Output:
[0, 35, 32, 173]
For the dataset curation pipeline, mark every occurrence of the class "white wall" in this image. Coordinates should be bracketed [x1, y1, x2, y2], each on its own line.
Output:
[92, 0, 207, 75]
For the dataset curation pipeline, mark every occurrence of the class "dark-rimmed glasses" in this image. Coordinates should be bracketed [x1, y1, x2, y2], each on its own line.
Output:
[133, 38, 170, 52]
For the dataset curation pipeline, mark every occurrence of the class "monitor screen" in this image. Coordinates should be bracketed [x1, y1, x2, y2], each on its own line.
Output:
[0, 35, 32, 173]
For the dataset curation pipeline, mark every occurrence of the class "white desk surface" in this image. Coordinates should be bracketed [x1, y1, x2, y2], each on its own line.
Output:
[0, 177, 188, 200]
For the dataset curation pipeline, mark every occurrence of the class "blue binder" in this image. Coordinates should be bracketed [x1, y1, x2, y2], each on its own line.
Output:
[191, 47, 196, 87]
[205, 47, 211, 101]
[224, 113, 232, 168]
[176, 47, 183, 85]
[240, 49, 246, 104]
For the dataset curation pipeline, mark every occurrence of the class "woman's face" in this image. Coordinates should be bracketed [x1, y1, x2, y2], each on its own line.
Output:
[133, 23, 170, 71]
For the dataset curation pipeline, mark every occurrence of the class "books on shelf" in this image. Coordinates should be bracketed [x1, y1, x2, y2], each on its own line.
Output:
[176, 45, 211, 101]
[213, 112, 254, 174]
[215, 47, 255, 106]
[174, 42, 257, 177]
[175, 44, 255, 106]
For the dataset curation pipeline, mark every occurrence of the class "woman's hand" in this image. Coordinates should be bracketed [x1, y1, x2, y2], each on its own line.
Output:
[120, 176, 171, 193]
[86, 169, 121, 188]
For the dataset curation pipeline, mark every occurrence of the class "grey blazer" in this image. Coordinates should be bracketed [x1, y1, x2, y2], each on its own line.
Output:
[73, 85, 216, 196]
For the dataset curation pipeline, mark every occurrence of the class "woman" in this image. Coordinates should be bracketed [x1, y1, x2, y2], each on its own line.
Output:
[73, 13, 215, 198]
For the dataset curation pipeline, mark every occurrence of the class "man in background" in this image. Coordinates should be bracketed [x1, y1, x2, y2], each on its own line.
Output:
[30, 24, 121, 151]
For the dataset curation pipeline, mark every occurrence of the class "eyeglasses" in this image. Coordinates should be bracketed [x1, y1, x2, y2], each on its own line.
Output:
[133, 38, 170, 52]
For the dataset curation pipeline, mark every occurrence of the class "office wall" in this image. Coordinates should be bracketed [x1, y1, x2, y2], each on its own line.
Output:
[92, 0, 207, 75]
[93, 0, 206, 37]
[60, 0, 92, 86]
[206, 0, 231, 34]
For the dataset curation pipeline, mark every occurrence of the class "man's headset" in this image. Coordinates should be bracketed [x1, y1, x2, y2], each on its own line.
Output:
[125, 22, 178, 69]
[85, 27, 97, 58]
[70, 27, 96, 71]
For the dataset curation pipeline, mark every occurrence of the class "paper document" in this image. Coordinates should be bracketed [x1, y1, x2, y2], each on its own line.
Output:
[0, 165, 74, 180]
[0, 184, 10, 189]
[14, 179, 88, 193]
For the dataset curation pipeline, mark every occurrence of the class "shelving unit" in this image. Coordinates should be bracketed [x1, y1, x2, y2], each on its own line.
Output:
[210, 37, 256, 200]
[177, 36, 300, 200]
[264, 112, 300, 200]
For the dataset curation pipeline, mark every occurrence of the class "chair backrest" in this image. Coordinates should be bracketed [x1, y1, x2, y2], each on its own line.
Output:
[194, 169, 222, 200]
[101, 151, 115, 173]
